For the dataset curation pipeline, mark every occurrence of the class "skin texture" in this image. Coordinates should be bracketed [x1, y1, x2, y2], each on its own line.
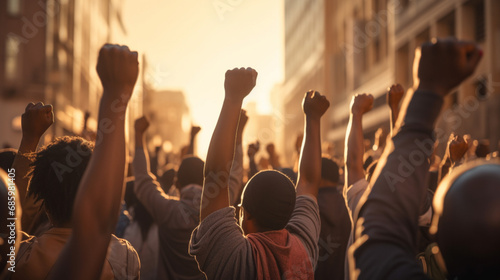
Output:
[48, 44, 139, 280]
[296, 90, 330, 199]
[345, 93, 373, 187]
[11, 102, 54, 231]
[200, 67, 257, 222]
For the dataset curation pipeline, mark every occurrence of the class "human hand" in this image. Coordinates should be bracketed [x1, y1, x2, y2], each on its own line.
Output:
[303, 90, 330, 118]
[416, 39, 482, 96]
[21, 102, 54, 140]
[447, 133, 468, 163]
[350, 93, 374, 115]
[387, 84, 404, 110]
[134, 116, 150, 135]
[96, 44, 139, 103]
[191, 126, 201, 137]
[224, 67, 257, 102]
[247, 141, 260, 159]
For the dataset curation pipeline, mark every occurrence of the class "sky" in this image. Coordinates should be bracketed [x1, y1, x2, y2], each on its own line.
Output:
[122, 0, 284, 157]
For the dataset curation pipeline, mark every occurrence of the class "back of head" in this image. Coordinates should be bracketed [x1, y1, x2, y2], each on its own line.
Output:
[28, 136, 94, 227]
[177, 156, 204, 189]
[321, 157, 339, 184]
[0, 148, 17, 172]
[431, 160, 500, 278]
[241, 170, 296, 231]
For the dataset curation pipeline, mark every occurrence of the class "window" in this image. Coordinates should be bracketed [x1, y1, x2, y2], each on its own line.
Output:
[474, 0, 485, 42]
[7, 0, 21, 16]
[5, 35, 21, 83]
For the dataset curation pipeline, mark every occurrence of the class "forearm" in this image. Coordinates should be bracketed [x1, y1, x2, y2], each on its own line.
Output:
[73, 95, 127, 235]
[12, 137, 39, 206]
[248, 157, 258, 179]
[390, 107, 400, 132]
[353, 90, 443, 278]
[201, 98, 241, 220]
[296, 116, 321, 197]
[187, 135, 196, 155]
[345, 114, 365, 187]
[228, 143, 243, 205]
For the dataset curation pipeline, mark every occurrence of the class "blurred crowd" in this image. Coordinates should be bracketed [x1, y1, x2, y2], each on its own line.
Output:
[0, 38, 499, 280]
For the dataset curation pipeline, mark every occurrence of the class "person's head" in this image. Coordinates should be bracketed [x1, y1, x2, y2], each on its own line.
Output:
[175, 156, 204, 189]
[431, 159, 500, 278]
[279, 168, 297, 185]
[239, 170, 296, 235]
[0, 148, 17, 172]
[159, 167, 176, 193]
[27, 136, 94, 227]
[320, 157, 339, 187]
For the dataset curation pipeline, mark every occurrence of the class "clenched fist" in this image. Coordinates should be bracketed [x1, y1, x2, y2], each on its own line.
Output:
[387, 84, 404, 109]
[303, 90, 330, 119]
[416, 39, 482, 96]
[191, 126, 201, 137]
[22, 102, 54, 140]
[96, 44, 139, 102]
[447, 133, 468, 163]
[247, 141, 260, 158]
[224, 67, 257, 102]
[350, 93, 374, 115]
[134, 116, 150, 135]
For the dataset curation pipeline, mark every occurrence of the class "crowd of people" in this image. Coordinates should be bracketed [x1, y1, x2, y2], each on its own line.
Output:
[0, 38, 499, 280]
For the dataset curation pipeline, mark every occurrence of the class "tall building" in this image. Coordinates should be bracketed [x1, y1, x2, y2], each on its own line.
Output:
[282, 0, 334, 165]
[282, 0, 500, 158]
[0, 0, 142, 149]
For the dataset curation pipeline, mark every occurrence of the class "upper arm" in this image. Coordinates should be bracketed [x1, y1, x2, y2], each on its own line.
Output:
[133, 173, 177, 224]
[190, 208, 254, 279]
[286, 196, 321, 268]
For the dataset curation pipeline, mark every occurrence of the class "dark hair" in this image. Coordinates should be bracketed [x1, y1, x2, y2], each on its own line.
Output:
[321, 157, 339, 184]
[124, 179, 153, 241]
[27, 136, 94, 226]
[242, 170, 296, 230]
[177, 156, 204, 188]
[159, 168, 176, 193]
[0, 148, 17, 172]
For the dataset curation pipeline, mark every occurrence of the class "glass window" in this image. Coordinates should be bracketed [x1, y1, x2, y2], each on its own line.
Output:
[7, 0, 21, 16]
[5, 35, 21, 83]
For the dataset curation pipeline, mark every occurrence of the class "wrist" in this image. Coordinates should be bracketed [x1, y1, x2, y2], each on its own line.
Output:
[19, 136, 41, 152]
[224, 96, 244, 105]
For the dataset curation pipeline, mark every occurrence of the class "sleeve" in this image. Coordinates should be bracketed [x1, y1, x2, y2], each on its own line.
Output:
[344, 178, 370, 225]
[349, 91, 443, 280]
[285, 195, 321, 268]
[133, 147, 178, 225]
[228, 144, 244, 206]
[189, 207, 255, 280]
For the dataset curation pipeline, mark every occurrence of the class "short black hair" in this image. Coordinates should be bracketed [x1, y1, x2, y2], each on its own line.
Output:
[27, 136, 94, 226]
[177, 156, 204, 188]
[321, 157, 339, 184]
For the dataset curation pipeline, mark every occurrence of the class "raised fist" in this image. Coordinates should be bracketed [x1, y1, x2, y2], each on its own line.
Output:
[350, 93, 374, 115]
[191, 126, 201, 137]
[387, 84, 404, 109]
[96, 44, 139, 102]
[134, 116, 150, 135]
[224, 67, 257, 102]
[247, 141, 260, 158]
[447, 133, 468, 163]
[266, 143, 276, 156]
[303, 90, 330, 118]
[417, 38, 482, 96]
[22, 102, 54, 140]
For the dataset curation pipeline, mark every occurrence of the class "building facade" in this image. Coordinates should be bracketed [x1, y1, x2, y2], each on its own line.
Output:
[282, 0, 500, 159]
[0, 0, 143, 149]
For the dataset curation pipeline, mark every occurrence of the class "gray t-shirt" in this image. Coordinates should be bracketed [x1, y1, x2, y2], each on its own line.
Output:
[189, 195, 321, 280]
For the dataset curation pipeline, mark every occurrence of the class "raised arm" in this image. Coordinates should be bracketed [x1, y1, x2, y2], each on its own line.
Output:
[49, 44, 139, 280]
[247, 141, 260, 179]
[228, 110, 247, 206]
[187, 125, 201, 156]
[296, 90, 329, 198]
[387, 84, 404, 135]
[200, 67, 257, 221]
[11, 103, 53, 230]
[344, 94, 373, 188]
[351, 39, 482, 279]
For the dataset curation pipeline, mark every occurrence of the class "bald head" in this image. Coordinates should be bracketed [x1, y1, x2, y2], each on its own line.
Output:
[432, 160, 500, 278]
